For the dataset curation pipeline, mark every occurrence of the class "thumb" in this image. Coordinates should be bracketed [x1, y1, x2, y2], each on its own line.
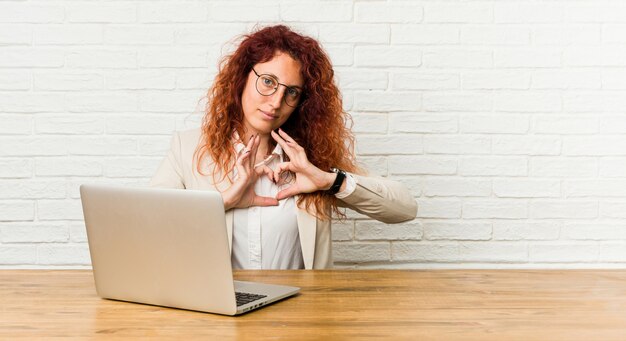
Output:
[252, 195, 279, 207]
[276, 185, 300, 200]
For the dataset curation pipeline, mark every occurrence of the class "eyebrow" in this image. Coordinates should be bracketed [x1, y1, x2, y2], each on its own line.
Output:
[260, 71, 303, 89]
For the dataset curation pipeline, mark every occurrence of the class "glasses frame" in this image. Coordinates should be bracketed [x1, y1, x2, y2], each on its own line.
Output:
[251, 68, 303, 108]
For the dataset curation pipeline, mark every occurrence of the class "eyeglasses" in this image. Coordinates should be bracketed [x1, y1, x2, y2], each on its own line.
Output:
[252, 68, 303, 108]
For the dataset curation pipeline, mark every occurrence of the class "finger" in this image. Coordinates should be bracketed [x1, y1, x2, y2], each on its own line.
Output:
[272, 162, 293, 183]
[278, 128, 299, 146]
[243, 133, 255, 153]
[254, 164, 268, 176]
[251, 195, 279, 207]
[250, 134, 261, 168]
[236, 136, 253, 171]
[255, 165, 274, 182]
[237, 147, 251, 165]
[244, 134, 256, 166]
[271, 130, 295, 159]
[275, 161, 293, 172]
[276, 185, 300, 200]
[235, 146, 252, 179]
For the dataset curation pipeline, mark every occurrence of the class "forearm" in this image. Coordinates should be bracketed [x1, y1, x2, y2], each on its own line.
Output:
[338, 174, 417, 223]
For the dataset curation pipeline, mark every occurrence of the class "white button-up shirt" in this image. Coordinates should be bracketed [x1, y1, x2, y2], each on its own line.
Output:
[230, 141, 356, 270]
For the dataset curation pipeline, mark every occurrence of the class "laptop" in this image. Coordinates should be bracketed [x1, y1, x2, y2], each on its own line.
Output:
[80, 184, 300, 316]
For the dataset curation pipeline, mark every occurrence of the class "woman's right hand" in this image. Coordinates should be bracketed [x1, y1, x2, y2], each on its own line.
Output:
[221, 134, 279, 211]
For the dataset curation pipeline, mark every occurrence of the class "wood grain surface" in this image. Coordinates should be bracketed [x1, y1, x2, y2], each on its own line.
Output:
[1, 270, 626, 340]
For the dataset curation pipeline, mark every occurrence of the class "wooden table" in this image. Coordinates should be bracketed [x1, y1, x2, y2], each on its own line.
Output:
[2, 270, 626, 340]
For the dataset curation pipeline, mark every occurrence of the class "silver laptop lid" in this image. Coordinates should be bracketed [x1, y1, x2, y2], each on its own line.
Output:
[80, 184, 238, 315]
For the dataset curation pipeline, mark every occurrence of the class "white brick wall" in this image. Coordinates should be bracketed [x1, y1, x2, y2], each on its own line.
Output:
[2, 0, 626, 269]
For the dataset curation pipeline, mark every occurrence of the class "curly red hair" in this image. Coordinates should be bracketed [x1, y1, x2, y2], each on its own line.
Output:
[196, 25, 360, 221]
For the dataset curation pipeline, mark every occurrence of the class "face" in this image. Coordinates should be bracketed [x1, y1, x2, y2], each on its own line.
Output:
[240, 52, 304, 135]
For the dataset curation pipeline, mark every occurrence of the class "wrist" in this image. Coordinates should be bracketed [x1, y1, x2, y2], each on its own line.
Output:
[221, 193, 234, 211]
[309, 166, 336, 191]
[321, 171, 336, 191]
[327, 168, 347, 195]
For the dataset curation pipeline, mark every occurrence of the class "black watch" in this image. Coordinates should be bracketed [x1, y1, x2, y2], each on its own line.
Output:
[327, 168, 347, 195]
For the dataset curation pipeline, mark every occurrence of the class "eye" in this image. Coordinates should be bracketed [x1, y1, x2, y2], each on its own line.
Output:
[261, 75, 277, 88]
[286, 87, 300, 98]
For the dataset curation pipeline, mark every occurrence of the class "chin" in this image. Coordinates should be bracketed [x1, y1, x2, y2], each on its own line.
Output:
[251, 122, 276, 134]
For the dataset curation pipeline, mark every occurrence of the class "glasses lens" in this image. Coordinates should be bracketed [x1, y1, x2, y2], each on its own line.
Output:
[256, 75, 277, 96]
[284, 87, 302, 108]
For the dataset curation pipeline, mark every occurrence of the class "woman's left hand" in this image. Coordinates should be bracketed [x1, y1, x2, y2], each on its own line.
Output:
[270, 128, 335, 200]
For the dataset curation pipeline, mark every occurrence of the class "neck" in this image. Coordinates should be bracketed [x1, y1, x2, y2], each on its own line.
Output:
[244, 131, 272, 158]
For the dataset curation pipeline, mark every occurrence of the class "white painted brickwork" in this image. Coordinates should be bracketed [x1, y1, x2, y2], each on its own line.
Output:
[1, 0, 626, 269]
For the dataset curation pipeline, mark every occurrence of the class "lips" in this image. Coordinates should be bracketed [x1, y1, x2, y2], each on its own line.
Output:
[259, 109, 278, 120]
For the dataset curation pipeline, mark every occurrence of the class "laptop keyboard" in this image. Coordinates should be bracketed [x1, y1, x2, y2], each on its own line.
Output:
[235, 292, 267, 306]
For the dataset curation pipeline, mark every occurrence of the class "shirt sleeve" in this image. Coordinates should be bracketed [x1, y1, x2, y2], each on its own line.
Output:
[334, 172, 356, 199]
[336, 173, 418, 224]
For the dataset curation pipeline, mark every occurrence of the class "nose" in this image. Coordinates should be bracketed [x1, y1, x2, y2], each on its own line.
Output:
[267, 86, 286, 109]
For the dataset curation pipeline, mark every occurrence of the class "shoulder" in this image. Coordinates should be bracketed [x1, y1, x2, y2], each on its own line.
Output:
[166, 128, 203, 163]
[174, 128, 202, 147]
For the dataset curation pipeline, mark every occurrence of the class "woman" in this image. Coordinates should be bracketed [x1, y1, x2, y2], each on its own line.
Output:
[151, 25, 417, 269]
